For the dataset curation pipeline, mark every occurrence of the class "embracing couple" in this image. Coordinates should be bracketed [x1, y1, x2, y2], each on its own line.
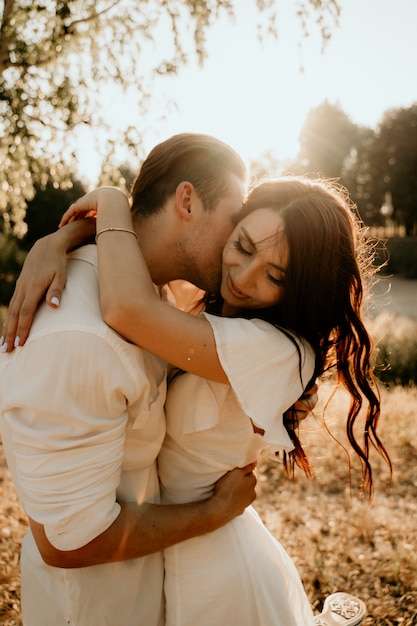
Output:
[0, 133, 387, 625]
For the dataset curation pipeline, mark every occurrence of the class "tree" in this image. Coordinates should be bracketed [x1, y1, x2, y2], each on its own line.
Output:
[294, 100, 361, 179]
[97, 157, 138, 194]
[0, 231, 26, 305]
[344, 104, 417, 234]
[22, 172, 86, 250]
[248, 150, 289, 184]
[373, 105, 417, 236]
[1, 0, 340, 234]
[340, 127, 383, 227]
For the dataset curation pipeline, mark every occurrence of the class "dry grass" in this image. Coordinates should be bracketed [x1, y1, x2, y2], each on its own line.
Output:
[256, 383, 417, 625]
[0, 443, 26, 626]
[1, 383, 416, 625]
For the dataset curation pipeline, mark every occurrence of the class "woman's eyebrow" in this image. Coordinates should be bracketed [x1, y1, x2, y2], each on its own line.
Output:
[241, 227, 256, 247]
[241, 227, 287, 274]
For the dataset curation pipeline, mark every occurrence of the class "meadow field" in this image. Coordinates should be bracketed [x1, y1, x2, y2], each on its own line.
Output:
[1, 279, 417, 625]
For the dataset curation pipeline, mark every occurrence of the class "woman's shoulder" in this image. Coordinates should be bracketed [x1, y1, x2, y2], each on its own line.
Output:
[203, 312, 311, 353]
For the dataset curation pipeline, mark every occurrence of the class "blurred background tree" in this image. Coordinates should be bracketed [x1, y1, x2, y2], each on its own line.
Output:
[0, 0, 342, 305]
[293, 100, 362, 178]
[0, 0, 340, 236]
[341, 105, 417, 237]
[2, 1, 416, 305]
[22, 171, 86, 250]
[0, 230, 26, 305]
[264, 100, 417, 243]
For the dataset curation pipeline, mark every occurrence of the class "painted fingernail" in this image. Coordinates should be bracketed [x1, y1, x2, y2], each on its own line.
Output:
[14, 336, 20, 348]
[0, 336, 4, 346]
[51, 296, 60, 307]
[1, 342, 8, 353]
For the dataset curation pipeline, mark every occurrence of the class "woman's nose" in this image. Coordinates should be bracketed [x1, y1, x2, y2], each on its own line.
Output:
[235, 260, 255, 288]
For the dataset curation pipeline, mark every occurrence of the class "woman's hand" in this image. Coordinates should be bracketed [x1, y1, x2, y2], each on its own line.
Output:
[291, 382, 319, 424]
[1, 236, 68, 352]
[59, 187, 128, 227]
[209, 462, 257, 525]
[1, 218, 96, 353]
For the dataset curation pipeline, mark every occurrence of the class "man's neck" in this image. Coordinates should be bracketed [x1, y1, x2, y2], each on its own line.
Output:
[134, 212, 180, 285]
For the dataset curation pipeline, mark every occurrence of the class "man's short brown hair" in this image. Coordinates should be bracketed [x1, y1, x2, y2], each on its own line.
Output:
[130, 133, 247, 219]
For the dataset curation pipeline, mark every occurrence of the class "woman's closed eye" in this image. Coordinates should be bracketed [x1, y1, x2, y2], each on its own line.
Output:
[267, 273, 286, 287]
[233, 239, 252, 255]
[232, 238, 286, 286]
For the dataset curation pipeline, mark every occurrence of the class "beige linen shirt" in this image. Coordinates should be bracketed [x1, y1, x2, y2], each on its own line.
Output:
[0, 246, 167, 626]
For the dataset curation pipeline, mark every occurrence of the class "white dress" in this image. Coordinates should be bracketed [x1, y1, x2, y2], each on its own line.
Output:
[158, 314, 317, 626]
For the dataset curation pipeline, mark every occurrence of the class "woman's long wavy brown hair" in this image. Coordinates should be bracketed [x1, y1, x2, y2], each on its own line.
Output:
[207, 176, 391, 494]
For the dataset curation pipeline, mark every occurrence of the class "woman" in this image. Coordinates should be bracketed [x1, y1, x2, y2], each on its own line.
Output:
[57, 177, 385, 625]
[3, 177, 383, 625]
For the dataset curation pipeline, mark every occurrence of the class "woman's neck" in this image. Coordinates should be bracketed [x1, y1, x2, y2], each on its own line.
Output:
[221, 302, 242, 317]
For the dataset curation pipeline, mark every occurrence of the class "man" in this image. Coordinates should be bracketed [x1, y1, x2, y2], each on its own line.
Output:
[0, 134, 256, 626]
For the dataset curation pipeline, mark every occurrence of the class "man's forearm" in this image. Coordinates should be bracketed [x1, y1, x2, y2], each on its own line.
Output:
[30, 464, 257, 568]
[30, 499, 237, 568]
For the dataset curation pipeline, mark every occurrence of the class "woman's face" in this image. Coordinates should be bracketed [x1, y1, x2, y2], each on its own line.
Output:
[220, 208, 288, 310]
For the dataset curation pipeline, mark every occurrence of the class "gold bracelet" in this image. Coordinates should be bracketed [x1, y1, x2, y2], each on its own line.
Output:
[95, 227, 138, 243]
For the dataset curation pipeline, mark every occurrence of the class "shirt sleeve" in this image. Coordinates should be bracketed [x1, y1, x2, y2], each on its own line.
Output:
[202, 313, 315, 451]
[0, 330, 147, 551]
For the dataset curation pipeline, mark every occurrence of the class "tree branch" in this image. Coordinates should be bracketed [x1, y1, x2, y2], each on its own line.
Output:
[64, 0, 123, 34]
[0, 0, 16, 70]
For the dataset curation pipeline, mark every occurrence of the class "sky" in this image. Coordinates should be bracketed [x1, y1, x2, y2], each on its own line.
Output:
[77, 0, 417, 183]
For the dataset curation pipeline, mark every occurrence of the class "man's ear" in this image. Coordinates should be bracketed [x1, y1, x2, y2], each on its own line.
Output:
[175, 182, 194, 221]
